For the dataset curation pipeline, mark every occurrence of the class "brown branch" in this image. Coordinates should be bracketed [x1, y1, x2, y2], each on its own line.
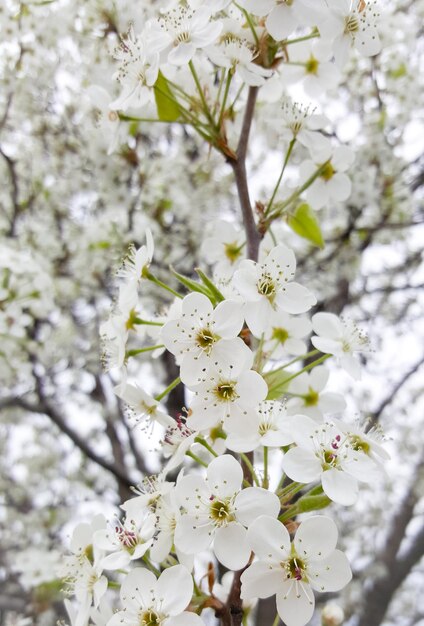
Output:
[0, 396, 135, 489]
[366, 354, 424, 431]
[229, 86, 261, 262]
[355, 455, 424, 626]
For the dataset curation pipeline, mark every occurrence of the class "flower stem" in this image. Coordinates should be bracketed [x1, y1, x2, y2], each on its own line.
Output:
[266, 160, 331, 225]
[144, 270, 182, 299]
[267, 349, 320, 376]
[263, 446, 269, 489]
[195, 436, 218, 458]
[240, 453, 260, 486]
[155, 376, 181, 402]
[281, 354, 331, 386]
[126, 345, 164, 358]
[218, 70, 233, 129]
[189, 60, 217, 129]
[186, 450, 208, 468]
[265, 138, 296, 216]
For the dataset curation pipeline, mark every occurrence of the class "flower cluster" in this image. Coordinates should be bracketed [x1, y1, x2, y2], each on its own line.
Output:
[58, 2, 389, 625]
[65, 224, 387, 626]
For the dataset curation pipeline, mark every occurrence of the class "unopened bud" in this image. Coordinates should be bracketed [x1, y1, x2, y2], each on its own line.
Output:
[322, 603, 344, 626]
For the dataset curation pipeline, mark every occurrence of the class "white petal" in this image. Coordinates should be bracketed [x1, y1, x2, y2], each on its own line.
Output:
[174, 515, 213, 554]
[247, 515, 290, 560]
[308, 549, 352, 592]
[276, 581, 315, 626]
[266, 5, 297, 40]
[182, 292, 213, 318]
[321, 468, 358, 506]
[233, 266, 261, 301]
[241, 562, 283, 599]
[157, 565, 193, 615]
[312, 312, 342, 339]
[294, 516, 338, 561]
[236, 370, 268, 406]
[207, 454, 243, 497]
[166, 612, 205, 626]
[276, 282, 316, 314]
[101, 550, 130, 570]
[175, 474, 209, 511]
[213, 300, 245, 337]
[282, 448, 321, 483]
[214, 523, 251, 569]
[245, 298, 274, 336]
[120, 568, 157, 607]
[235, 487, 281, 526]
[168, 42, 196, 65]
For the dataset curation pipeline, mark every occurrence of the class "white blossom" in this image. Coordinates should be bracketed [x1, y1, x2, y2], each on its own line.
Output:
[233, 245, 316, 336]
[174, 455, 280, 569]
[282, 415, 385, 505]
[107, 565, 204, 626]
[311, 312, 369, 379]
[241, 515, 352, 626]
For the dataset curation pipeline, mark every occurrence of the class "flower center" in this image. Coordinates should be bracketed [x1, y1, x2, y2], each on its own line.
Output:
[175, 30, 190, 44]
[115, 523, 138, 552]
[126, 308, 140, 330]
[344, 14, 360, 34]
[321, 447, 339, 470]
[209, 497, 233, 526]
[285, 556, 307, 581]
[139, 610, 162, 626]
[258, 420, 275, 436]
[348, 434, 370, 454]
[272, 327, 289, 344]
[214, 380, 239, 402]
[84, 544, 94, 564]
[303, 387, 319, 406]
[305, 55, 319, 75]
[224, 241, 243, 263]
[320, 162, 335, 181]
[196, 326, 218, 353]
[257, 273, 276, 297]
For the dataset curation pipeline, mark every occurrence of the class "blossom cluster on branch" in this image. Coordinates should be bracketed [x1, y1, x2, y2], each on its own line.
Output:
[57, 1, 393, 625]
[3, 0, 424, 625]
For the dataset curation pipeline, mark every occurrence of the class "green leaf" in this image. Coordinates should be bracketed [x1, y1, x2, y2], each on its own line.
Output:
[297, 493, 331, 512]
[288, 203, 324, 248]
[170, 267, 212, 298]
[264, 369, 293, 400]
[154, 72, 181, 122]
[195, 268, 225, 303]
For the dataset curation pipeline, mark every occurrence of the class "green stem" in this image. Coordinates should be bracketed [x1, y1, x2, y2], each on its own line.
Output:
[266, 160, 330, 224]
[186, 450, 208, 468]
[263, 446, 269, 489]
[234, 3, 260, 46]
[126, 345, 164, 358]
[279, 504, 299, 523]
[240, 453, 260, 486]
[134, 318, 163, 327]
[265, 138, 296, 216]
[144, 270, 182, 299]
[277, 481, 304, 499]
[155, 376, 181, 402]
[281, 354, 331, 386]
[189, 60, 216, 128]
[267, 349, 320, 376]
[142, 555, 161, 576]
[218, 70, 233, 128]
[283, 31, 320, 46]
[195, 436, 218, 458]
